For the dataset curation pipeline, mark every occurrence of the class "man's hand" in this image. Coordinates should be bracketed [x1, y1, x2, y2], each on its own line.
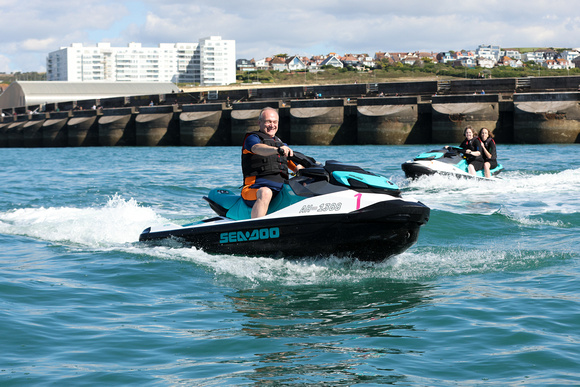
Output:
[277, 145, 293, 157]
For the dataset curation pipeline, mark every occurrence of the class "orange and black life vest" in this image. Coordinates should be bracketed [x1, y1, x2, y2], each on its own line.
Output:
[241, 131, 288, 181]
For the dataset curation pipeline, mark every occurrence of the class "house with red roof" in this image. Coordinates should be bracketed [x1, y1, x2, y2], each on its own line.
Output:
[270, 56, 288, 71]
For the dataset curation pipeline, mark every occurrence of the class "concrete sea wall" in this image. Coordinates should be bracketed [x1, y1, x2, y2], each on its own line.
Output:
[135, 105, 180, 146]
[180, 103, 227, 146]
[42, 111, 70, 147]
[23, 114, 47, 148]
[6, 116, 27, 147]
[431, 94, 500, 144]
[357, 97, 424, 145]
[67, 109, 99, 147]
[99, 107, 136, 146]
[2, 77, 580, 147]
[513, 93, 580, 143]
[290, 99, 350, 145]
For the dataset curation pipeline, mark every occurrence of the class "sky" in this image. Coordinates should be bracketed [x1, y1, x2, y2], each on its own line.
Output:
[1, 0, 580, 73]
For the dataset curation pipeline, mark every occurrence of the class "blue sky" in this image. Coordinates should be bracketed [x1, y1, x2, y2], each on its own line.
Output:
[1, 0, 579, 73]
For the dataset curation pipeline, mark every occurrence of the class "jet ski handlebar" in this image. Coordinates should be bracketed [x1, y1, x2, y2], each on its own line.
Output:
[446, 146, 466, 155]
[288, 151, 319, 169]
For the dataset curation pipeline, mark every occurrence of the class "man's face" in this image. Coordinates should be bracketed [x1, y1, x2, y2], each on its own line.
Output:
[259, 110, 279, 137]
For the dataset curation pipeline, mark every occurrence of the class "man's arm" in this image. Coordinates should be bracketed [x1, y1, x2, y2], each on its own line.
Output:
[251, 143, 303, 171]
[251, 143, 294, 157]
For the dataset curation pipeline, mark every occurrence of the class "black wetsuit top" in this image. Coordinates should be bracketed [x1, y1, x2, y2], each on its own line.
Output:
[459, 138, 480, 163]
[473, 137, 498, 169]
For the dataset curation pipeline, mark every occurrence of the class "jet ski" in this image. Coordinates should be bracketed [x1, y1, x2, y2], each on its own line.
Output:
[139, 153, 430, 261]
[401, 146, 504, 180]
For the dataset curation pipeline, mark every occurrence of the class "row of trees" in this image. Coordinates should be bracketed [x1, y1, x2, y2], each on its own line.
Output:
[237, 60, 580, 85]
[0, 72, 46, 84]
[2, 65, 578, 89]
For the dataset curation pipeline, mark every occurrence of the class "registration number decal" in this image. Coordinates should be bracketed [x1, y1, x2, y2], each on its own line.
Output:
[299, 202, 342, 214]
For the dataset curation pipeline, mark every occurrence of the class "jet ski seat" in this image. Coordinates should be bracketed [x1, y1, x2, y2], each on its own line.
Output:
[204, 183, 305, 221]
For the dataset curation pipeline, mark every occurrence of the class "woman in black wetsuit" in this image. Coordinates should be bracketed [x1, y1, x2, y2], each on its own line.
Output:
[470, 127, 498, 178]
[458, 125, 481, 176]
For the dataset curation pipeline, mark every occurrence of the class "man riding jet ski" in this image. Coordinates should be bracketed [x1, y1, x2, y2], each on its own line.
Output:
[401, 146, 504, 180]
[139, 152, 430, 261]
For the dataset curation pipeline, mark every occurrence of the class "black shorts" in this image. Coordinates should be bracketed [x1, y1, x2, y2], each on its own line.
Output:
[486, 159, 498, 169]
[469, 159, 484, 171]
[471, 159, 497, 170]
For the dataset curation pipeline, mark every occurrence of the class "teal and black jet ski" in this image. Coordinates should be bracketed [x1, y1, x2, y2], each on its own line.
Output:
[140, 153, 430, 261]
[401, 146, 504, 180]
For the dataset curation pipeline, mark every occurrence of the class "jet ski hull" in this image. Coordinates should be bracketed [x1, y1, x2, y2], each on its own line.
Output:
[139, 199, 430, 261]
[401, 161, 438, 179]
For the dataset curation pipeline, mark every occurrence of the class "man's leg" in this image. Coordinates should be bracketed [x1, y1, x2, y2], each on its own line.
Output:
[251, 187, 273, 218]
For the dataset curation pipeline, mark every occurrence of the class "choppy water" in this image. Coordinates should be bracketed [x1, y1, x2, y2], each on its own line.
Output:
[1, 145, 579, 385]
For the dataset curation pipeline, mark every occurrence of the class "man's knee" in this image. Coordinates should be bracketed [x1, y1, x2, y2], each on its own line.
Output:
[256, 187, 273, 204]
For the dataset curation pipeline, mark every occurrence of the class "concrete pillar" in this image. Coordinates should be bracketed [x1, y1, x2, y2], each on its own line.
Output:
[513, 92, 580, 143]
[42, 112, 71, 147]
[290, 99, 347, 145]
[230, 101, 282, 145]
[68, 109, 100, 146]
[357, 96, 423, 144]
[7, 119, 26, 148]
[98, 107, 136, 146]
[135, 105, 180, 146]
[22, 114, 48, 148]
[180, 103, 227, 146]
[431, 94, 499, 143]
[0, 120, 11, 147]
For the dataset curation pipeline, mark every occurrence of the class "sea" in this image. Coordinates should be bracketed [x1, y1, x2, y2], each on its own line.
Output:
[1, 144, 579, 386]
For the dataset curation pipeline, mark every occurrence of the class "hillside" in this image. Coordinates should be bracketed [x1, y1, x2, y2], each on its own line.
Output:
[180, 61, 580, 92]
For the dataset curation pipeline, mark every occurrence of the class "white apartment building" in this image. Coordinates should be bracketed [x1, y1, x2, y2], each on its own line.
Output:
[523, 51, 546, 64]
[46, 36, 236, 86]
[198, 36, 236, 86]
[476, 44, 501, 63]
[561, 50, 580, 62]
[503, 50, 522, 60]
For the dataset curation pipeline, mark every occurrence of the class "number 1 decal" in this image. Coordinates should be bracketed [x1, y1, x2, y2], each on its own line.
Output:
[354, 193, 362, 210]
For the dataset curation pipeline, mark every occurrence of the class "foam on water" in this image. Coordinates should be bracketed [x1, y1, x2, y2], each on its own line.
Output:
[125, 241, 573, 287]
[0, 195, 529, 285]
[1, 193, 541, 284]
[0, 194, 163, 247]
[403, 168, 580, 216]
[0, 169, 576, 286]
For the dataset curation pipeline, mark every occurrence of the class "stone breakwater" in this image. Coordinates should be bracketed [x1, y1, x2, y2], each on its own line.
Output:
[1, 77, 580, 147]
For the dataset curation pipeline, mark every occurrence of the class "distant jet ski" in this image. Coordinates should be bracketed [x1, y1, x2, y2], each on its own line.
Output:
[140, 152, 430, 261]
[401, 146, 504, 180]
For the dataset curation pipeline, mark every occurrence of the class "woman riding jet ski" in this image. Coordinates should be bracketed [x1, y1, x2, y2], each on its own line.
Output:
[139, 153, 430, 261]
[402, 126, 503, 180]
[401, 146, 504, 180]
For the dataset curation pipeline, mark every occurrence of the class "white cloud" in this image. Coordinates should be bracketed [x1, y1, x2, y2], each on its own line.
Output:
[21, 38, 57, 52]
[0, 55, 12, 74]
[1, 0, 579, 72]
